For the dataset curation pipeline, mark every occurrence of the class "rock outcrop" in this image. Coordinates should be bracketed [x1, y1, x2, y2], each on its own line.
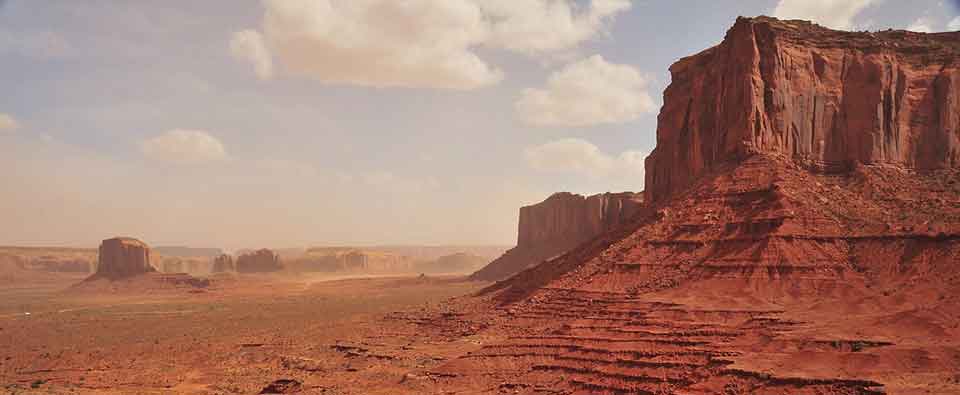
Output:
[91, 237, 155, 280]
[211, 254, 235, 273]
[236, 249, 282, 273]
[445, 17, 960, 395]
[471, 192, 643, 281]
[645, 16, 960, 204]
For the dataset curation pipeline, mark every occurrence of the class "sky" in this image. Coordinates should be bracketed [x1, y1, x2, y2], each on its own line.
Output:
[2, 0, 959, 250]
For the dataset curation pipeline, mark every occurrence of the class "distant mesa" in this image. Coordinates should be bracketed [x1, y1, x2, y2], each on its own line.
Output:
[290, 247, 416, 273]
[416, 252, 489, 274]
[471, 191, 643, 281]
[77, 237, 210, 291]
[90, 237, 156, 280]
[236, 248, 283, 273]
[211, 253, 235, 273]
[154, 245, 224, 258]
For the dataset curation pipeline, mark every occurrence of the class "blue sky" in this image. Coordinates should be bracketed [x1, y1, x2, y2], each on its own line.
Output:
[2, 0, 958, 249]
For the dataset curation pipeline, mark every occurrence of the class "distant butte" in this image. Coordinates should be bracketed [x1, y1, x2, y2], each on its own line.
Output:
[471, 191, 643, 281]
[90, 237, 155, 280]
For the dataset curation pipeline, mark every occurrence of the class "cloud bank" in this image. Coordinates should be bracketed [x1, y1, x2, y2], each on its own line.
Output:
[525, 138, 645, 181]
[230, 29, 273, 80]
[141, 129, 228, 165]
[516, 55, 653, 127]
[0, 113, 17, 131]
[231, 0, 631, 89]
[772, 0, 876, 30]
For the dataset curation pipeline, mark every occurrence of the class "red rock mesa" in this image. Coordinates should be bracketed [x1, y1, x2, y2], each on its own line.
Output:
[91, 237, 155, 280]
[471, 192, 643, 281]
[236, 248, 283, 273]
[645, 16, 960, 205]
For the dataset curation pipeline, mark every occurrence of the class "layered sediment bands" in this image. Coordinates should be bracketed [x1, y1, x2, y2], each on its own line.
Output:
[472, 192, 643, 281]
[452, 153, 960, 393]
[645, 16, 960, 204]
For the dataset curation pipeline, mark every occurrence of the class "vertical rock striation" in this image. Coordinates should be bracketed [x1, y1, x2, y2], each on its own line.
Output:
[92, 237, 155, 280]
[471, 192, 643, 281]
[645, 16, 960, 204]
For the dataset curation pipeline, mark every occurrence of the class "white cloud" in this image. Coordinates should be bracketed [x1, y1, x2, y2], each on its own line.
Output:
[0, 113, 18, 131]
[232, 0, 630, 89]
[772, 0, 876, 30]
[141, 129, 228, 165]
[906, 17, 935, 32]
[948, 17, 960, 31]
[230, 29, 273, 80]
[524, 138, 645, 180]
[516, 55, 654, 127]
[481, 0, 631, 54]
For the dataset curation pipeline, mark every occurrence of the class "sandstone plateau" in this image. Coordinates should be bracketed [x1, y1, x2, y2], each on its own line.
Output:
[471, 191, 643, 281]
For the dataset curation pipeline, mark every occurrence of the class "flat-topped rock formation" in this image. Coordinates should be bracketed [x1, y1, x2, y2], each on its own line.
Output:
[91, 237, 156, 280]
[236, 248, 283, 273]
[211, 254, 235, 273]
[422, 17, 960, 395]
[645, 16, 960, 204]
[290, 247, 416, 273]
[154, 246, 224, 258]
[471, 191, 643, 281]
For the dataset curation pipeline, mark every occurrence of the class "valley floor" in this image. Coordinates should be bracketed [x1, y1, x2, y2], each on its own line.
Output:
[1, 271, 958, 394]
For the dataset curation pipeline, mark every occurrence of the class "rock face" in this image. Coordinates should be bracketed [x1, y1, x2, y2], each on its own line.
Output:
[645, 16, 960, 204]
[93, 237, 155, 280]
[471, 192, 643, 281]
[211, 254, 235, 273]
[236, 249, 282, 273]
[460, 18, 960, 394]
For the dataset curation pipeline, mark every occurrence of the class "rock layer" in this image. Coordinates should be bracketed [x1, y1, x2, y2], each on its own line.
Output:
[471, 192, 643, 281]
[93, 237, 155, 280]
[645, 16, 960, 204]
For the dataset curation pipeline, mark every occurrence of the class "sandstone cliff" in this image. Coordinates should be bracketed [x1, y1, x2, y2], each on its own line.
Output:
[466, 18, 960, 394]
[645, 16, 960, 204]
[471, 192, 643, 281]
[92, 237, 155, 280]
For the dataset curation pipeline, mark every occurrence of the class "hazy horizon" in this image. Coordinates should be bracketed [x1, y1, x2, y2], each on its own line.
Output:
[3, 0, 959, 250]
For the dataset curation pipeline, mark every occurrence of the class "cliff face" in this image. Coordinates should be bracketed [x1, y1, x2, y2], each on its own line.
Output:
[93, 237, 155, 280]
[471, 192, 643, 281]
[645, 16, 960, 204]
